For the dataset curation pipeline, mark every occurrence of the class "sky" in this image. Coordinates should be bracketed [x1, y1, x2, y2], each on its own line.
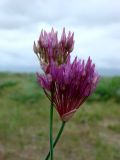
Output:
[0, 0, 120, 72]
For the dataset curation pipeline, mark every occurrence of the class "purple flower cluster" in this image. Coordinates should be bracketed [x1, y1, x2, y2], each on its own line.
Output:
[37, 56, 99, 121]
[34, 28, 74, 73]
[34, 28, 99, 122]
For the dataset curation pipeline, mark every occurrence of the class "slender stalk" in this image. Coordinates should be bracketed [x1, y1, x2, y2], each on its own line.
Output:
[45, 121, 66, 160]
[49, 83, 54, 160]
[50, 100, 54, 160]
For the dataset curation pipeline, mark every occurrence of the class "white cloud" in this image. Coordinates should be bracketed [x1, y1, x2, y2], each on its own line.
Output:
[0, 0, 120, 72]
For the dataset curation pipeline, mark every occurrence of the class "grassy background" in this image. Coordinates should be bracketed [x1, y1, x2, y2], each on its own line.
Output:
[0, 72, 120, 160]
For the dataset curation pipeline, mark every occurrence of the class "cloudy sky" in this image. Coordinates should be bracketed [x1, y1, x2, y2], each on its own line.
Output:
[0, 0, 120, 72]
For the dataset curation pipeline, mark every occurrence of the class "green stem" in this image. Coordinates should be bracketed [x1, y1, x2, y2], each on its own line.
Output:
[50, 101, 54, 160]
[45, 121, 66, 160]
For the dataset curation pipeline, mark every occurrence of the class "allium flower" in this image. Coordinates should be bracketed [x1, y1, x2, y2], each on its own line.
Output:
[34, 28, 100, 160]
[33, 28, 74, 73]
[37, 56, 99, 122]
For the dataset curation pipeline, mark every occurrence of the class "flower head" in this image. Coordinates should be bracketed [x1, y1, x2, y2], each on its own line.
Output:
[37, 56, 100, 122]
[33, 28, 74, 73]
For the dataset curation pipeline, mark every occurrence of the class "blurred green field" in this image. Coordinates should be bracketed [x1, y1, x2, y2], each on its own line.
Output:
[0, 72, 120, 160]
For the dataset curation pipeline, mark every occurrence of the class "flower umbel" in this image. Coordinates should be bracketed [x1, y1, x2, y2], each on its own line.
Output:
[33, 28, 74, 73]
[37, 56, 99, 122]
